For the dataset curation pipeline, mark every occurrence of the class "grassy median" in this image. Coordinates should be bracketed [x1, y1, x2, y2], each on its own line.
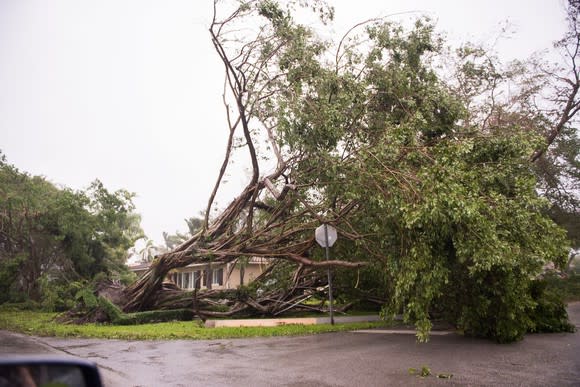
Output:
[2, 275, 577, 340]
[0, 309, 387, 340]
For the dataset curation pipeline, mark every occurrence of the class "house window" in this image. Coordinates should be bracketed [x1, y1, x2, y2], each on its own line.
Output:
[183, 272, 190, 289]
[213, 268, 223, 286]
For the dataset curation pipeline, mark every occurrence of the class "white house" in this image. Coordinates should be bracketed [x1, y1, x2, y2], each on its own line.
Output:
[129, 257, 270, 290]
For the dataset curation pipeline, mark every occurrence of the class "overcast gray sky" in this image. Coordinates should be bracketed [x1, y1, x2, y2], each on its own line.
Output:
[0, 0, 568, 246]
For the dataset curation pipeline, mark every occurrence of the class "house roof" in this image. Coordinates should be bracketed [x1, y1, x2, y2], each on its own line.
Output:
[127, 262, 151, 272]
[127, 257, 271, 272]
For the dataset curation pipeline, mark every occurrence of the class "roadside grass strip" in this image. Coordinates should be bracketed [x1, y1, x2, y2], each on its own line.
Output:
[0, 311, 389, 340]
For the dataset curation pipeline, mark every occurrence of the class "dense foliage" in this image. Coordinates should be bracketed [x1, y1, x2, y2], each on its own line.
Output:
[92, 0, 580, 343]
[207, 1, 571, 342]
[0, 152, 143, 310]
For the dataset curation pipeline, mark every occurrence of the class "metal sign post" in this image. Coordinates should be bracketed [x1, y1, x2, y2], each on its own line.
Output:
[315, 224, 337, 325]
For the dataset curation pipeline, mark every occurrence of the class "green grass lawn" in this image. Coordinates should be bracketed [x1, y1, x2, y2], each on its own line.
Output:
[1, 275, 576, 341]
[0, 310, 388, 340]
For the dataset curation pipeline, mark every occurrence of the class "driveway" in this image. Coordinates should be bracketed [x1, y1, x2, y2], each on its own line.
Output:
[1, 303, 579, 386]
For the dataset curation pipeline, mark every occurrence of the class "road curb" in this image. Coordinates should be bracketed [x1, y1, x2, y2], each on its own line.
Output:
[352, 329, 455, 335]
[205, 314, 380, 327]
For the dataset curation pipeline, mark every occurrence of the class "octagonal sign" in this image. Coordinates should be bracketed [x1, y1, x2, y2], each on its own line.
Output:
[315, 224, 338, 248]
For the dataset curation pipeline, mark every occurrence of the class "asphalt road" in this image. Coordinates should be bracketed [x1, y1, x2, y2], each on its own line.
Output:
[1, 303, 579, 386]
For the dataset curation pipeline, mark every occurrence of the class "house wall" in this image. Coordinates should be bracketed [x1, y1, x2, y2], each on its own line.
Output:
[170, 261, 268, 290]
[225, 263, 266, 289]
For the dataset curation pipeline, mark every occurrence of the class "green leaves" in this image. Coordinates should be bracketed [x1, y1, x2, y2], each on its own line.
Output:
[0, 155, 143, 308]
[205, 2, 573, 342]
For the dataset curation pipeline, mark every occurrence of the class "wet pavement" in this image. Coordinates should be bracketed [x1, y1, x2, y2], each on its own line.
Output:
[1, 303, 579, 386]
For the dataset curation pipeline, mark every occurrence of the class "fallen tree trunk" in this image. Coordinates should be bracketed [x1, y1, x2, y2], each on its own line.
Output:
[120, 1, 372, 317]
[125, 260, 363, 321]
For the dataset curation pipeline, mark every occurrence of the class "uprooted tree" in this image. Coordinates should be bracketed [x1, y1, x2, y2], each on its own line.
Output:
[119, 0, 579, 342]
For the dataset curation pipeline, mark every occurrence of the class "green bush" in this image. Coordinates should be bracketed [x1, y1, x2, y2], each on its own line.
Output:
[39, 277, 84, 312]
[91, 272, 109, 285]
[97, 297, 123, 322]
[0, 300, 41, 312]
[0, 254, 26, 304]
[438, 268, 575, 342]
[75, 288, 99, 309]
[118, 271, 137, 286]
[115, 309, 196, 325]
[544, 275, 580, 302]
[440, 267, 536, 343]
[90, 297, 195, 325]
[235, 285, 252, 301]
[528, 278, 575, 333]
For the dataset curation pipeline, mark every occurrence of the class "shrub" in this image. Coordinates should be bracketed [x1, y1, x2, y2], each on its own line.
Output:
[439, 266, 535, 343]
[97, 297, 123, 322]
[528, 278, 575, 333]
[544, 275, 580, 302]
[39, 277, 84, 312]
[75, 288, 99, 309]
[115, 309, 196, 325]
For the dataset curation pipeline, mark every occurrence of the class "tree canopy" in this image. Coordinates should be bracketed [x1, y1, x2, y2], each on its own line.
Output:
[0, 152, 143, 309]
[112, 0, 580, 342]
